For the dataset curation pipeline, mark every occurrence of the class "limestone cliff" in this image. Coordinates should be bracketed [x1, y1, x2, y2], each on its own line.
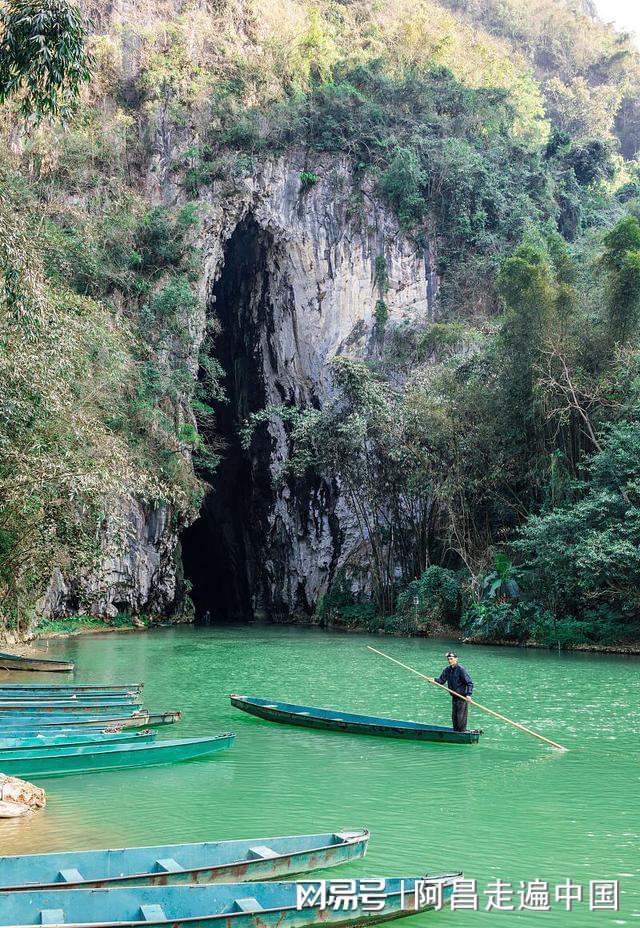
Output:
[185, 152, 438, 619]
[42, 147, 437, 622]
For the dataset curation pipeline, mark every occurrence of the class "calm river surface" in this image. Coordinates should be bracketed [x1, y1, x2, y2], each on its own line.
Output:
[1, 626, 638, 926]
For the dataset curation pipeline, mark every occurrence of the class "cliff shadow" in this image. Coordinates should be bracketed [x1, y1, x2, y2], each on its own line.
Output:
[181, 218, 275, 623]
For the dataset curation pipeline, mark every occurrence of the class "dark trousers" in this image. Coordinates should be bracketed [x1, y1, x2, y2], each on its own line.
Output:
[451, 695, 469, 732]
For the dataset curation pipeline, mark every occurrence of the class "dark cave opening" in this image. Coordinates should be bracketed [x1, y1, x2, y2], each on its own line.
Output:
[181, 219, 275, 623]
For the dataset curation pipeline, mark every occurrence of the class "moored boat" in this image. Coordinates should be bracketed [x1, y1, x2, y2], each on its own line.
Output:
[0, 652, 74, 672]
[0, 730, 156, 753]
[0, 683, 142, 696]
[0, 873, 460, 926]
[0, 829, 369, 890]
[0, 701, 141, 714]
[0, 734, 234, 777]
[230, 696, 482, 745]
[0, 711, 181, 731]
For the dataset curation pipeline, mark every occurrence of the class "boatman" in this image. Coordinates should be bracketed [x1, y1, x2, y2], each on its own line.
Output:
[427, 652, 473, 732]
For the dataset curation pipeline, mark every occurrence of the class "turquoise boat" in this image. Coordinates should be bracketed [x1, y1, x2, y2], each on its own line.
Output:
[0, 683, 142, 696]
[0, 652, 74, 672]
[0, 734, 234, 778]
[0, 711, 181, 731]
[0, 830, 369, 890]
[0, 701, 141, 714]
[0, 730, 156, 753]
[230, 696, 482, 745]
[0, 874, 461, 926]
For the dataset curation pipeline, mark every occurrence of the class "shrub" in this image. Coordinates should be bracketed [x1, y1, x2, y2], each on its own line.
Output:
[396, 566, 460, 626]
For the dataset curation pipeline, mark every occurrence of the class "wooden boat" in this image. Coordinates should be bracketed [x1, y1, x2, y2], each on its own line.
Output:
[0, 699, 142, 711]
[0, 873, 461, 926]
[0, 652, 74, 672]
[0, 701, 141, 714]
[0, 829, 369, 890]
[0, 734, 234, 778]
[0, 683, 142, 696]
[0, 711, 181, 731]
[0, 697, 142, 708]
[230, 696, 482, 745]
[0, 730, 156, 752]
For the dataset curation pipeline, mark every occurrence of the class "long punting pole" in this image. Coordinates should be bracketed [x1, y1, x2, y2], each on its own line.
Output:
[367, 646, 568, 752]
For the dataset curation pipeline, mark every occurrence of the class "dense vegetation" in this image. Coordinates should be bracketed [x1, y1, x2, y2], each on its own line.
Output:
[1, 0, 640, 646]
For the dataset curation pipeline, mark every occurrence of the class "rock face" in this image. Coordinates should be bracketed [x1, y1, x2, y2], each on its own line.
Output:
[0, 775, 46, 817]
[181, 152, 438, 620]
[43, 151, 437, 622]
[41, 497, 187, 621]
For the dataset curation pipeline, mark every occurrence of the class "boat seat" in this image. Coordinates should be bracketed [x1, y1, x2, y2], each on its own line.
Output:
[140, 905, 167, 921]
[232, 897, 263, 912]
[248, 846, 279, 860]
[58, 869, 83, 883]
[40, 910, 64, 924]
[155, 858, 183, 872]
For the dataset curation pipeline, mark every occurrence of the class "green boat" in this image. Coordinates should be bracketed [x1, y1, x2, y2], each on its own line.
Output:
[0, 711, 181, 731]
[0, 734, 235, 778]
[230, 696, 482, 745]
[0, 652, 74, 672]
[0, 729, 156, 752]
[0, 701, 141, 714]
[0, 683, 142, 697]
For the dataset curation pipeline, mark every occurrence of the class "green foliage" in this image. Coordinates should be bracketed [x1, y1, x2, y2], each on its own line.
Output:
[0, 0, 92, 118]
[314, 573, 378, 630]
[150, 274, 199, 325]
[396, 566, 461, 625]
[515, 421, 640, 619]
[601, 215, 640, 345]
[373, 255, 389, 333]
[299, 170, 318, 190]
[481, 554, 520, 602]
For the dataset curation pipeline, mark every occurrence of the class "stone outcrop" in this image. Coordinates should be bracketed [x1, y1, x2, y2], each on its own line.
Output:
[42, 149, 437, 622]
[181, 151, 438, 619]
[0, 775, 46, 818]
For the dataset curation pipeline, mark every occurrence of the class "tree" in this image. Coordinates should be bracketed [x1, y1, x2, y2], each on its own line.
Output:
[0, 0, 91, 118]
[515, 421, 640, 620]
[601, 215, 640, 346]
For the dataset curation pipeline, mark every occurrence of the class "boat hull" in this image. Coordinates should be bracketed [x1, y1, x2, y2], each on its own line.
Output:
[0, 830, 369, 890]
[0, 734, 234, 778]
[0, 711, 181, 731]
[0, 702, 141, 714]
[0, 874, 460, 927]
[0, 730, 156, 753]
[230, 696, 481, 744]
[0, 684, 142, 696]
[0, 653, 74, 672]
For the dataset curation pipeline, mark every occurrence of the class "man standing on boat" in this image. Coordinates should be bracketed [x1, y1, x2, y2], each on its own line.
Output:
[427, 652, 473, 732]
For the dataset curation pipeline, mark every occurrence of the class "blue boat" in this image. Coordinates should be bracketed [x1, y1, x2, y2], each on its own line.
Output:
[0, 730, 156, 753]
[230, 696, 482, 745]
[0, 711, 181, 731]
[0, 701, 141, 714]
[0, 652, 74, 672]
[0, 684, 142, 698]
[0, 874, 461, 926]
[0, 734, 234, 778]
[0, 830, 369, 890]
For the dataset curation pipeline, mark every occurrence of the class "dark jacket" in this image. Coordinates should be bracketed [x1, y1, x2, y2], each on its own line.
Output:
[435, 663, 473, 697]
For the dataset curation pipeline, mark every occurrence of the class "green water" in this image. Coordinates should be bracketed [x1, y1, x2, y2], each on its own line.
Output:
[1, 626, 638, 926]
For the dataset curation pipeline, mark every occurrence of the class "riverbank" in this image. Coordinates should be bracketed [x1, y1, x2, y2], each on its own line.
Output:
[6, 611, 639, 656]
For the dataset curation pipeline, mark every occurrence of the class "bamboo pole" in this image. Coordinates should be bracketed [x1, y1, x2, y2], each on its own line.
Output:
[367, 646, 568, 752]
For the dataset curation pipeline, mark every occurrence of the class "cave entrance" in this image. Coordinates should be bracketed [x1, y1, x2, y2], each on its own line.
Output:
[181, 219, 275, 623]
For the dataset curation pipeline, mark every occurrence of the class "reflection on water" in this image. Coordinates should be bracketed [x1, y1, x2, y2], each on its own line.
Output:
[0, 626, 638, 925]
